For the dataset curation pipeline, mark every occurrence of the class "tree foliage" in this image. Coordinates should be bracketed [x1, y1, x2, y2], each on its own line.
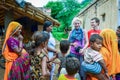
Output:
[45, 0, 92, 41]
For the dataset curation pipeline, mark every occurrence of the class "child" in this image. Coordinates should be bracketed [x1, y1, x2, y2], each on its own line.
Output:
[81, 34, 109, 80]
[57, 40, 80, 80]
[58, 40, 71, 72]
[28, 31, 50, 80]
[58, 57, 80, 80]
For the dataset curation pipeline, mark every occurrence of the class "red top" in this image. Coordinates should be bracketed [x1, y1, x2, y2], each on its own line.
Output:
[87, 29, 101, 47]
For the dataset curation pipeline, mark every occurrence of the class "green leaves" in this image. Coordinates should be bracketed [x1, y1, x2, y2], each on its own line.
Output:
[45, 0, 92, 41]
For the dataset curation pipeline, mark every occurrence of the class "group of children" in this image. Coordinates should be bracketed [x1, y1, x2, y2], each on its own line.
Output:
[26, 31, 80, 80]
[26, 30, 111, 80]
[2, 20, 120, 80]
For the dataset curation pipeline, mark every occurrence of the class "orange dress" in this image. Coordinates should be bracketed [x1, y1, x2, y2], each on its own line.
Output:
[89, 29, 120, 80]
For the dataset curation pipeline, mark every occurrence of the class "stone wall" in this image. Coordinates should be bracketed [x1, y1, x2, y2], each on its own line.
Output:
[77, 0, 118, 31]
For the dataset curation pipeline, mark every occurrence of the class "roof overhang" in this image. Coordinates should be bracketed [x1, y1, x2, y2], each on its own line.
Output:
[0, 0, 60, 26]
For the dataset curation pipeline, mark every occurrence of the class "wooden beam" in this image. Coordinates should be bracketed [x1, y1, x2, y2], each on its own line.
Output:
[0, 0, 60, 26]
[0, 20, 4, 24]
[14, 8, 45, 23]
[0, 5, 10, 11]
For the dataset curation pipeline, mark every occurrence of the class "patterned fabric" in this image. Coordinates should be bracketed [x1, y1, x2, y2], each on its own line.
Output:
[69, 28, 84, 43]
[8, 53, 30, 80]
[7, 37, 30, 80]
[69, 28, 85, 55]
[7, 37, 21, 52]
[30, 53, 49, 80]
[84, 47, 103, 64]
[2, 21, 30, 80]
[58, 74, 77, 80]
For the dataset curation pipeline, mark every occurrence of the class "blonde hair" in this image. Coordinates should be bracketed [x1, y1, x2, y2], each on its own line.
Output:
[71, 17, 82, 30]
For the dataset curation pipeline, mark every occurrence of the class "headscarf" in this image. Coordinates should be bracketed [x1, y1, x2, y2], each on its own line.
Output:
[2, 21, 22, 80]
[2, 21, 22, 61]
[90, 29, 120, 80]
[100, 29, 120, 75]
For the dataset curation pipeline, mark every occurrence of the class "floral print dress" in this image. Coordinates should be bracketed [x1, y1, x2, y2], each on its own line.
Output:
[30, 52, 49, 80]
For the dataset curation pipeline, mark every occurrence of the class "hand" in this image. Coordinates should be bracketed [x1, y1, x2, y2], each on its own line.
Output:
[47, 62, 52, 71]
[73, 42, 78, 47]
[79, 49, 84, 55]
[18, 34, 23, 41]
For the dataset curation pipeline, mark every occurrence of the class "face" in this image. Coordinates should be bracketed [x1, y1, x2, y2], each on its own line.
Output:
[90, 39, 102, 51]
[14, 26, 22, 36]
[45, 39, 49, 47]
[40, 42, 46, 49]
[90, 20, 98, 29]
[46, 25, 53, 32]
[73, 20, 81, 29]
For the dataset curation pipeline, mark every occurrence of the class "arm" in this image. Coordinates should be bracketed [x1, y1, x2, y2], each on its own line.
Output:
[83, 30, 89, 50]
[98, 60, 109, 79]
[42, 56, 50, 77]
[13, 35, 23, 55]
[98, 60, 108, 73]
[47, 46, 58, 54]
[7, 35, 23, 55]
[79, 30, 89, 54]
[48, 54, 58, 62]
[13, 41, 23, 55]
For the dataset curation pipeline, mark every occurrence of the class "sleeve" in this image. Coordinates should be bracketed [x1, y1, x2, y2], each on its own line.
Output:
[60, 68, 67, 75]
[7, 37, 18, 51]
[92, 52, 103, 62]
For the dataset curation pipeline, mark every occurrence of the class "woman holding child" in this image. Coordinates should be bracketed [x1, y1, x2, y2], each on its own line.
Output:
[90, 29, 120, 80]
[100, 29, 120, 79]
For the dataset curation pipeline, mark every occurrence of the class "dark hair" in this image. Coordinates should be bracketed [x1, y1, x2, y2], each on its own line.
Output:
[90, 34, 103, 43]
[26, 32, 47, 55]
[41, 31, 50, 40]
[66, 57, 80, 75]
[43, 21, 53, 31]
[91, 17, 100, 25]
[60, 40, 70, 53]
[118, 26, 120, 29]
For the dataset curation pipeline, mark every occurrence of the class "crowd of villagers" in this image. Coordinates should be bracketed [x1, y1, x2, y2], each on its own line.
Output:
[2, 16, 120, 80]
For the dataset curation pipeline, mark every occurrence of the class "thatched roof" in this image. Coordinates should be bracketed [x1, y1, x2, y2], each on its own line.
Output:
[0, 0, 60, 26]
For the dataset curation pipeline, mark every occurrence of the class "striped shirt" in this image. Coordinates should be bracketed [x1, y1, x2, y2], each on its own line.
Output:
[84, 47, 103, 64]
